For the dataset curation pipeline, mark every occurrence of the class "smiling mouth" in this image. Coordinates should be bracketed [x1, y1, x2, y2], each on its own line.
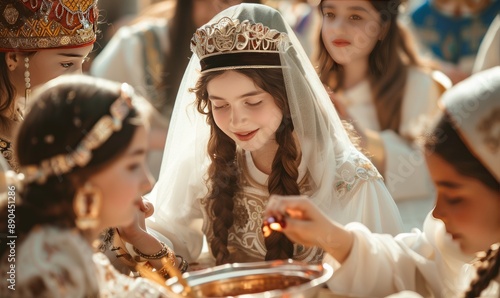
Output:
[234, 129, 258, 141]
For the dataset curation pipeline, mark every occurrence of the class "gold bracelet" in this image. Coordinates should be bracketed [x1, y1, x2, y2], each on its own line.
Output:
[132, 241, 172, 260]
[176, 255, 189, 273]
[157, 255, 189, 278]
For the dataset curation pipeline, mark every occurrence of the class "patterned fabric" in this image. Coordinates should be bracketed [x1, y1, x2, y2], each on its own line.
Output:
[0, 136, 18, 172]
[410, 0, 500, 64]
[0, 226, 169, 297]
[0, 0, 98, 51]
[201, 148, 382, 264]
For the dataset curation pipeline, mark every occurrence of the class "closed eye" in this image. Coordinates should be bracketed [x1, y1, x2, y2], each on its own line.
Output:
[212, 103, 228, 110]
[246, 101, 262, 106]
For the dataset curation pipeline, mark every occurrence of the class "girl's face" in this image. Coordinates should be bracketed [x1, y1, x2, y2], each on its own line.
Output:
[8, 45, 93, 100]
[320, 0, 384, 65]
[88, 125, 154, 229]
[428, 153, 500, 255]
[207, 70, 283, 155]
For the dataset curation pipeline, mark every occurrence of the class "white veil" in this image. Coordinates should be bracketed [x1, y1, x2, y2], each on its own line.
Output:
[146, 3, 360, 258]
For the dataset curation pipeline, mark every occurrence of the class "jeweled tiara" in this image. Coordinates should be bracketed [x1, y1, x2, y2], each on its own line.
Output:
[190, 17, 291, 72]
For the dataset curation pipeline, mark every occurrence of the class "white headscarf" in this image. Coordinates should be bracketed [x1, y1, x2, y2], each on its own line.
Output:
[149, 3, 356, 219]
[145, 5, 396, 262]
[440, 66, 500, 182]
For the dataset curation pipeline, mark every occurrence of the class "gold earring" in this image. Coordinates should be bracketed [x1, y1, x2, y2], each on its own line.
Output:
[73, 183, 102, 230]
[24, 57, 31, 102]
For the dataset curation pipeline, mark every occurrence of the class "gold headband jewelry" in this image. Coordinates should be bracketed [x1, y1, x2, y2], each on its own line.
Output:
[21, 83, 134, 184]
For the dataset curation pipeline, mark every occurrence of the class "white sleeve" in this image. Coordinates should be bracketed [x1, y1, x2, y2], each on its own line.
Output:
[144, 154, 208, 262]
[90, 26, 147, 91]
[324, 215, 468, 297]
[333, 176, 404, 236]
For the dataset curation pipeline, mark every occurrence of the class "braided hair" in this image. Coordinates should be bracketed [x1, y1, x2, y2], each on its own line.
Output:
[464, 243, 500, 298]
[193, 68, 298, 264]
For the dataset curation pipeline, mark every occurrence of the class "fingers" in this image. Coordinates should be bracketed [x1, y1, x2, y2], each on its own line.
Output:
[139, 197, 155, 218]
[265, 195, 312, 219]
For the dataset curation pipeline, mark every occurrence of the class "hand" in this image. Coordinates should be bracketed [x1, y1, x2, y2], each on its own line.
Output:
[116, 198, 173, 270]
[117, 197, 154, 244]
[264, 195, 335, 248]
[264, 195, 354, 263]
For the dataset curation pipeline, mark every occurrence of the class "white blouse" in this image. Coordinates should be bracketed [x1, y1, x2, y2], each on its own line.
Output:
[324, 213, 499, 298]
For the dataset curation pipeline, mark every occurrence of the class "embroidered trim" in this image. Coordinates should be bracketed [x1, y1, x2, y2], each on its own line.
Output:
[335, 156, 381, 197]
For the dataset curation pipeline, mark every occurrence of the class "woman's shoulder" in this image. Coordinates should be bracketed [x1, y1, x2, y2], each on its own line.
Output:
[1, 226, 98, 297]
[334, 150, 382, 197]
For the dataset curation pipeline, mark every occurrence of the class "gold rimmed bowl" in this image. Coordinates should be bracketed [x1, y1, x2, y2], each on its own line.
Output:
[165, 259, 334, 297]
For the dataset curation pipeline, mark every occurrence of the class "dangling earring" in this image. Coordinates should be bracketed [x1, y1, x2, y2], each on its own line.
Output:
[73, 183, 102, 230]
[24, 57, 31, 102]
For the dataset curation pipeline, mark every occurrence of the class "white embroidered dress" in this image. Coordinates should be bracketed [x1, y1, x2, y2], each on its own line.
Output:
[146, 3, 404, 265]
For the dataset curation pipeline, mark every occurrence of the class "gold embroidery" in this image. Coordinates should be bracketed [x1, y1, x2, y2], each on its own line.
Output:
[3, 4, 19, 25]
[0, 0, 98, 50]
[335, 155, 381, 197]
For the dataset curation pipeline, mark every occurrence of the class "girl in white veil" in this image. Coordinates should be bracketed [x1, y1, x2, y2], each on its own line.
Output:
[147, 3, 403, 265]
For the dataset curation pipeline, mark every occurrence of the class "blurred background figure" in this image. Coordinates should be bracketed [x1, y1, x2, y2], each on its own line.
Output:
[91, 0, 261, 178]
[473, 12, 500, 73]
[84, 0, 138, 71]
[409, 0, 500, 84]
[315, 0, 451, 232]
[266, 0, 320, 57]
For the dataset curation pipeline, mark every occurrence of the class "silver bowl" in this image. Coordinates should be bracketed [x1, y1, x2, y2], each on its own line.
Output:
[165, 259, 334, 297]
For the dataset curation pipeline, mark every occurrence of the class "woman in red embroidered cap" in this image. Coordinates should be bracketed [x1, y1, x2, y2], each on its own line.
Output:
[0, 0, 98, 172]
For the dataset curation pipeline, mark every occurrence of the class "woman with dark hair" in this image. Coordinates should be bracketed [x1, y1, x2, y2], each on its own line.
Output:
[316, 0, 453, 232]
[264, 67, 500, 297]
[0, 0, 98, 172]
[0, 75, 177, 297]
[147, 3, 404, 267]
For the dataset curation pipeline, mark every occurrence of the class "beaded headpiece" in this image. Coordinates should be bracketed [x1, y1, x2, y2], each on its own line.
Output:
[0, 0, 98, 51]
[440, 67, 500, 181]
[21, 83, 134, 184]
[191, 17, 291, 72]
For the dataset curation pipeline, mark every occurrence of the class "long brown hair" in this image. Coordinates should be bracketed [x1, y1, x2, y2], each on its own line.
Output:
[316, 0, 426, 133]
[192, 68, 299, 265]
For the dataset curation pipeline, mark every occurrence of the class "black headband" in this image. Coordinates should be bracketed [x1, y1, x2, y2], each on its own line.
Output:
[200, 51, 281, 72]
